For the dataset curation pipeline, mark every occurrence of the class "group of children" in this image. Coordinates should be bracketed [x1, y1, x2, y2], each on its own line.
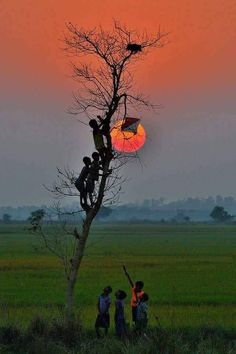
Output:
[74, 152, 102, 211]
[74, 116, 112, 211]
[95, 269, 149, 338]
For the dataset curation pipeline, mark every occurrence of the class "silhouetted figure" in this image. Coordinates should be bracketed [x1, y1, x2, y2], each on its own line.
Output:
[123, 265, 145, 324]
[97, 114, 111, 136]
[95, 286, 112, 338]
[89, 119, 108, 164]
[135, 292, 149, 333]
[126, 43, 142, 53]
[74, 156, 91, 210]
[114, 290, 127, 338]
[86, 152, 102, 206]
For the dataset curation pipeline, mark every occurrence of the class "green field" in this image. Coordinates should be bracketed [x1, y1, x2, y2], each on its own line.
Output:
[0, 224, 236, 330]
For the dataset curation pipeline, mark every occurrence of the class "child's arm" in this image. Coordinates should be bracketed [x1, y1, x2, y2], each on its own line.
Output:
[97, 298, 100, 313]
[96, 115, 106, 130]
[104, 298, 111, 313]
[97, 115, 104, 124]
[97, 116, 109, 136]
[123, 265, 134, 287]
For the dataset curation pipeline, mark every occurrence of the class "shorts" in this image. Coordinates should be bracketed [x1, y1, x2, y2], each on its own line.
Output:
[132, 306, 137, 322]
[95, 313, 110, 328]
[86, 179, 95, 193]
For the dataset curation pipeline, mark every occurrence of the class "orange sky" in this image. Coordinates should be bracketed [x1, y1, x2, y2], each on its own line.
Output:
[1, 0, 236, 93]
[1, 1, 236, 205]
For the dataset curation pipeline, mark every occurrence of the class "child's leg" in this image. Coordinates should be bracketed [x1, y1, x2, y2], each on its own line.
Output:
[98, 148, 107, 166]
[104, 313, 110, 335]
[86, 180, 94, 206]
[95, 314, 102, 338]
[88, 192, 93, 206]
[95, 326, 101, 338]
[116, 320, 126, 339]
[132, 306, 137, 323]
[80, 189, 88, 208]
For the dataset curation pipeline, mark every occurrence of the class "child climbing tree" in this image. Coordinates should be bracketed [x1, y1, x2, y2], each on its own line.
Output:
[31, 21, 167, 323]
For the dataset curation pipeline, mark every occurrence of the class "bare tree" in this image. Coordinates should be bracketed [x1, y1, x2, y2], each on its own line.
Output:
[32, 21, 167, 322]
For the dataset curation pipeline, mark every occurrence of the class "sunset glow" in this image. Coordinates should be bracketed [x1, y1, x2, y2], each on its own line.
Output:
[1, 1, 236, 204]
[111, 120, 146, 153]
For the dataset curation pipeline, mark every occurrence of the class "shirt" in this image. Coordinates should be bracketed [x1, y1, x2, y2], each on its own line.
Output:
[98, 294, 111, 314]
[136, 302, 148, 321]
[75, 166, 89, 188]
[87, 160, 100, 182]
[115, 299, 125, 321]
[131, 288, 144, 307]
[93, 129, 105, 150]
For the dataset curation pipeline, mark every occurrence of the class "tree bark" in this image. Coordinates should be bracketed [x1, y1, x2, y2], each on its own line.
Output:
[65, 220, 91, 322]
[65, 159, 111, 322]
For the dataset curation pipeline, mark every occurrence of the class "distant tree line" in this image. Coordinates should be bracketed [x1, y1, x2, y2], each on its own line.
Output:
[1, 196, 236, 223]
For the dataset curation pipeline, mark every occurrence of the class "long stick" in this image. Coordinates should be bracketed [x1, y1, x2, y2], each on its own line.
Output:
[122, 265, 134, 288]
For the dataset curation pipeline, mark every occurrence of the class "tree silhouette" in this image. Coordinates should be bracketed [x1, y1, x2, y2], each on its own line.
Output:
[2, 213, 11, 223]
[28, 209, 45, 231]
[210, 206, 233, 223]
[33, 21, 167, 322]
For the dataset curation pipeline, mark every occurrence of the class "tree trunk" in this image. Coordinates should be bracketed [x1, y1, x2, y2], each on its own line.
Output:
[65, 276, 74, 323]
[65, 155, 111, 322]
[65, 217, 92, 322]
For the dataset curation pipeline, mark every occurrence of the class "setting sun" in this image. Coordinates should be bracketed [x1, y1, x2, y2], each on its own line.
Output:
[111, 119, 146, 153]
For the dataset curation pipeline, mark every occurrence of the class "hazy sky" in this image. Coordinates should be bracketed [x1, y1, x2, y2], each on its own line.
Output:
[1, 0, 236, 206]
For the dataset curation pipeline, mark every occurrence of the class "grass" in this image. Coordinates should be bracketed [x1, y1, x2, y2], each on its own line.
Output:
[0, 321, 235, 354]
[0, 224, 236, 331]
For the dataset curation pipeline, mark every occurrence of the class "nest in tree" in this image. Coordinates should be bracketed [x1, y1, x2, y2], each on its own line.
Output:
[126, 43, 142, 53]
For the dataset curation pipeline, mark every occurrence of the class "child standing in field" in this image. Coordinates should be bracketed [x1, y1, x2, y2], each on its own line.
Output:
[135, 293, 149, 333]
[95, 286, 112, 338]
[123, 266, 145, 324]
[114, 290, 127, 338]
